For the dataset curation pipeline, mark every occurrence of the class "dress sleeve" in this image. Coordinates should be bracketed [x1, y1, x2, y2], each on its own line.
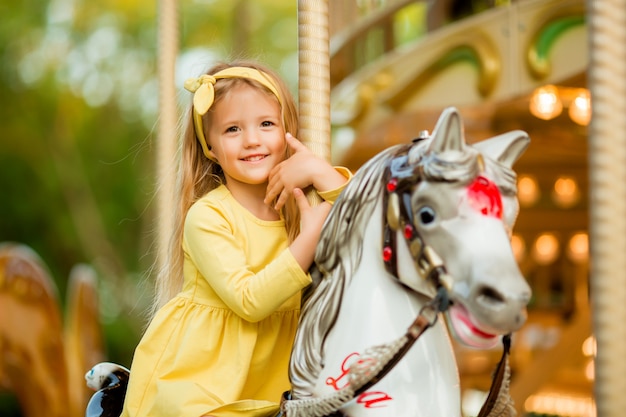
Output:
[317, 166, 353, 204]
[183, 201, 311, 322]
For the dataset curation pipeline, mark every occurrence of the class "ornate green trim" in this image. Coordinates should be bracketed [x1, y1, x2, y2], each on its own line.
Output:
[527, 15, 586, 80]
[384, 36, 500, 111]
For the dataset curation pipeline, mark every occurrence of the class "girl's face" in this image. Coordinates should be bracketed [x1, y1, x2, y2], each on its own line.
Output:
[207, 83, 286, 190]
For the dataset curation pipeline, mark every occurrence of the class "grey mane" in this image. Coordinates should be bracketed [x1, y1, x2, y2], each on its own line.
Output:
[289, 144, 398, 398]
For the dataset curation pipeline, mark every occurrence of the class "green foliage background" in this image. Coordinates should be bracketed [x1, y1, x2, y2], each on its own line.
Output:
[0, 1, 297, 412]
[0, 1, 526, 415]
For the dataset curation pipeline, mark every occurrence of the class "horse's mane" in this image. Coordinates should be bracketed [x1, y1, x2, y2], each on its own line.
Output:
[289, 145, 401, 397]
[289, 137, 519, 397]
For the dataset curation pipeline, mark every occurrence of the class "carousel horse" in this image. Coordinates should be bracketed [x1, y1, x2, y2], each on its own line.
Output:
[85, 107, 531, 417]
[0, 242, 104, 417]
[85, 362, 131, 417]
[283, 107, 530, 417]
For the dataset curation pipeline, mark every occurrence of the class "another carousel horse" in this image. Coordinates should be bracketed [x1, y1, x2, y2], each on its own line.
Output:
[283, 107, 531, 417]
[0, 242, 104, 417]
[85, 362, 130, 417]
[86, 107, 531, 417]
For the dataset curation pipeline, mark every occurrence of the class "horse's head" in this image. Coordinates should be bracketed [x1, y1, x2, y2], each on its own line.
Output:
[384, 107, 531, 349]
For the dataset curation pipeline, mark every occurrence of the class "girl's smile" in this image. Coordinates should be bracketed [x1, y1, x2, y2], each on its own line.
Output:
[241, 154, 269, 162]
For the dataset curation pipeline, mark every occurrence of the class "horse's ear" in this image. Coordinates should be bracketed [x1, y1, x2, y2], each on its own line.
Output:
[472, 130, 530, 168]
[428, 107, 465, 153]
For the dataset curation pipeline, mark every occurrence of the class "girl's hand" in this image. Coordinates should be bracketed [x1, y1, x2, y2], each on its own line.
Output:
[295, 188, 331, 238]
[288, 188, 332, 271]
[265, 133, 346, 210]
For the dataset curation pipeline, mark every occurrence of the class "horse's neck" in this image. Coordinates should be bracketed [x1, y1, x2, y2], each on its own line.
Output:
[330, 202, 436, 342]
[361, 202, 435, 299]
[315, 202, 461, 416]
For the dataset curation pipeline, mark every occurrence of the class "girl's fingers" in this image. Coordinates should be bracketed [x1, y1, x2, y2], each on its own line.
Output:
[273, 190, 290, 211]
[264, 179, 280, 205]
[285, 132, 308, 153]
[293, 188, 309, 211]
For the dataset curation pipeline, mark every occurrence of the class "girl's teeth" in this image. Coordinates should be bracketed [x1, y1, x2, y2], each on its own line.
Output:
[245, 155, 264, 161]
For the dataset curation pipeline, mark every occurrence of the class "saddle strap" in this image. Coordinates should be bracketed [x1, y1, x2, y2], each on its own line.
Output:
[279, 334, 515, 417]
[278, 301, 442, 417]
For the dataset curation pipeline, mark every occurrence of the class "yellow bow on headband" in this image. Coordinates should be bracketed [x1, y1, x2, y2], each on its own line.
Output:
[184, 67, 284, 159]
[184, 74, 217, 116]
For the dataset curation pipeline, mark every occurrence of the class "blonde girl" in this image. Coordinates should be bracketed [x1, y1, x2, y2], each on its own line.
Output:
[120, 60, 350, 417]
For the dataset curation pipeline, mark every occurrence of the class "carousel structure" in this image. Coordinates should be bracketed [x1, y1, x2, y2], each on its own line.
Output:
[2, 0, 625, 416]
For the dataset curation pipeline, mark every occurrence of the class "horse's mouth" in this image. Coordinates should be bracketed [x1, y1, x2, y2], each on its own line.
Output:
[446, 303, 500, 349]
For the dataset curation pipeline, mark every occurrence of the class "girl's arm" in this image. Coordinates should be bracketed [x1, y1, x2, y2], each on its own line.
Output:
[287, 188, 332, 271]
[184, 200, 312, 322]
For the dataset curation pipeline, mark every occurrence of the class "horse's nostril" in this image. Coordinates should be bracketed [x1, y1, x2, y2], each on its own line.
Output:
[477, 286, 506, 305]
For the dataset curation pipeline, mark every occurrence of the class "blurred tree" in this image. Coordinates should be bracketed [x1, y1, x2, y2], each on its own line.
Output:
[0, 0, 297, 415]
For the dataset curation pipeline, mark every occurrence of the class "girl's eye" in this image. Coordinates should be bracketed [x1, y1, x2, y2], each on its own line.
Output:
[261, 120, 275, 127]
[225, 126, 239, 133]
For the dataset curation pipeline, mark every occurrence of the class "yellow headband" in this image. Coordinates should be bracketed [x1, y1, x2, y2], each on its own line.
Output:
[183, 67, 284, 159]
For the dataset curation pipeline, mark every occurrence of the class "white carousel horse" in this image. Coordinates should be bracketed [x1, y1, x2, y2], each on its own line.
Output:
[85, 107, 531, 417]
[283, 107, 531, 417]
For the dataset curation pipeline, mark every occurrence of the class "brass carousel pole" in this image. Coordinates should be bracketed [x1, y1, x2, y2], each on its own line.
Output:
[588, 0, 626, 415]
[297, 0, 331, 203]
[156, 0, 178, 272]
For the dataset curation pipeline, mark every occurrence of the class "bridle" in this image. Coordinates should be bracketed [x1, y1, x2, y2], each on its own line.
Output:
[381, 140, 454, 298]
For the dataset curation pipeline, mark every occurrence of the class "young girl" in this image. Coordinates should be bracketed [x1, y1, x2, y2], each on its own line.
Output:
[120, 61, 350, 417]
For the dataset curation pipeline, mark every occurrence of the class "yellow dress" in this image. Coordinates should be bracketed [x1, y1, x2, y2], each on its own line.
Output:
[121, 177, 349, 417]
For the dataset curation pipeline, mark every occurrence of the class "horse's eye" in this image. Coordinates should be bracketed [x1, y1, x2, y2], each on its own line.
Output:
[418, 206, 436, 224]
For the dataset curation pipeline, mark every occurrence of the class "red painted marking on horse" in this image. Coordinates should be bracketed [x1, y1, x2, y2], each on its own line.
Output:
[356, 391, 393, 408]
[326, 352, 359, 390]
[467, 176, 503, 219]
[326, 352, 393, 409]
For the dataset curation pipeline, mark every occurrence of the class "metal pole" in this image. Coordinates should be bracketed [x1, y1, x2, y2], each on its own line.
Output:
[588, 0, 626, 415]
[297, 0, 331, 163]
[156, 0, 179, 272]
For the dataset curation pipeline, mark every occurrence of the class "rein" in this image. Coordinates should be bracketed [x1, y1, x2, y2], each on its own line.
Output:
[281, 143, 516, 417]
[351, 287, 450, 397]
[280, 291, 448, 417]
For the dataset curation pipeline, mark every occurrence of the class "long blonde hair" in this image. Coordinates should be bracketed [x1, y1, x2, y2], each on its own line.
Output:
[152, 60, 300, 316]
